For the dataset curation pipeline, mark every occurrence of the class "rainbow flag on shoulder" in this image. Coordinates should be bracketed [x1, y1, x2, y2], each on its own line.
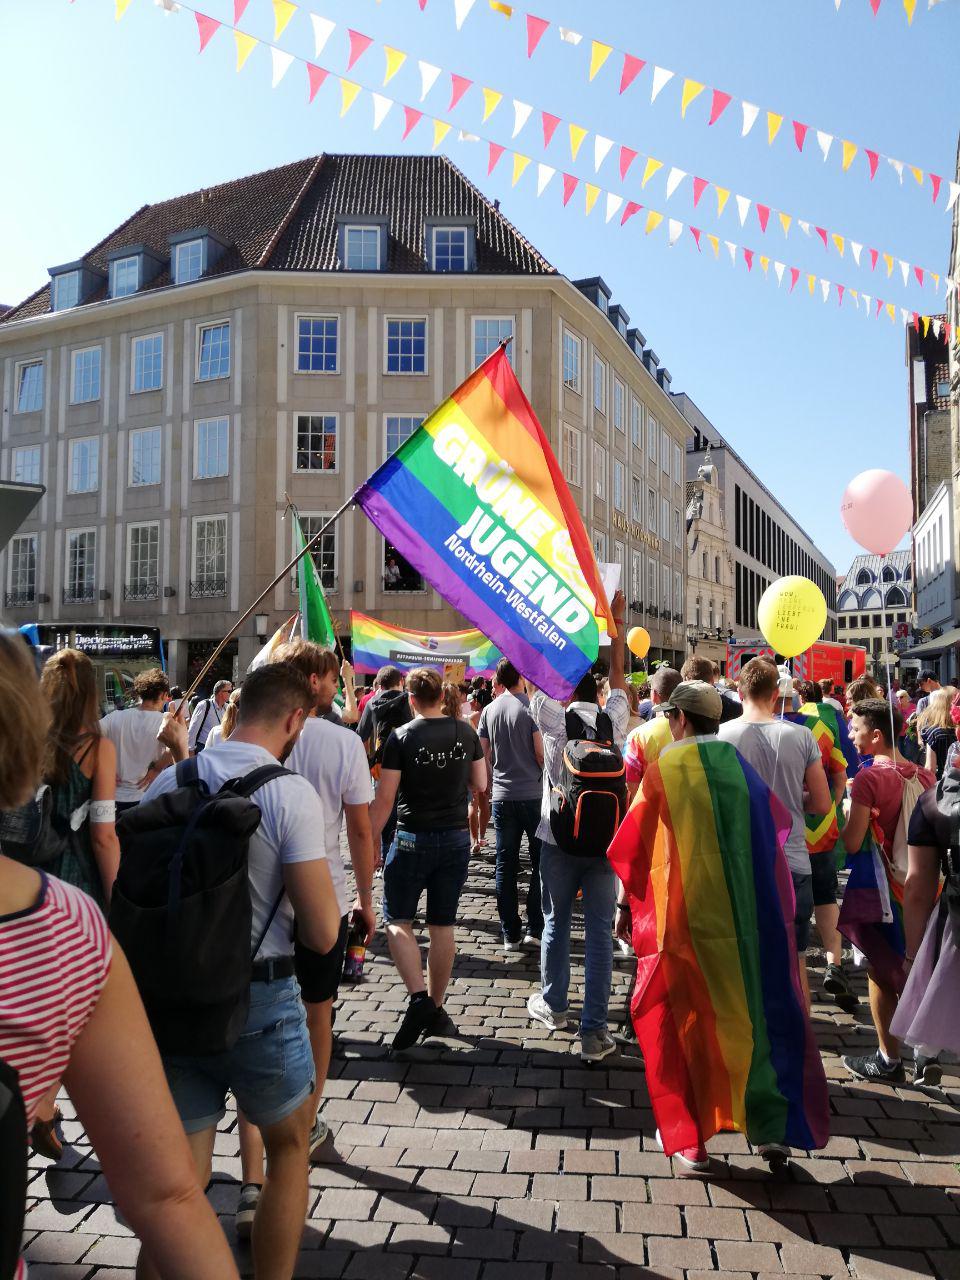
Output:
[353, 347, 613, 701]
[607, 737, 830, 1157]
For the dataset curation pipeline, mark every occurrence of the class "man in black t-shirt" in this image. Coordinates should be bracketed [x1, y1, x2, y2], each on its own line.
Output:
[369, 667, 487, 1052]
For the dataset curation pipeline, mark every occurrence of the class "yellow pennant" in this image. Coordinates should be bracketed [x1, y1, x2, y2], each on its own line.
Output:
[850, 289, 859, 302]
[645, 210, 664, 235]
[481, 87, 503, 121]
[585, 183, 601, 214]
[339, 78, 361, 116]
[432, 119, 452, 150]
[832, 234, 845, 256]
[512, 153, 532, 186]
[715, 186, 730, 216]
[589, 41, 613, 81]
[841, 140, 857, 171]
[272, 0, 297, 40]
[569, 123, 588, 161]
[921, 315, 930, 336]
[910, 165, 924, 184]
[807, 274, 816, 295]
[778, 211, 792, 236]
[234, 30, 257, 70]
[932, 272, 941, 290]
[115, 0, 133, 17]
[641, 156, 663, 188]
[489, 0, 513, 14]
[885, 303, 895, 322]
[706, 233, 720, 258]
[383, 46, 406, 84]
[759, 255, 770, 274]
[680, 79, 705, 118]
[766, 112, 783, 144]
[904, 0, 917, 22]
[883, 252, 894, 276]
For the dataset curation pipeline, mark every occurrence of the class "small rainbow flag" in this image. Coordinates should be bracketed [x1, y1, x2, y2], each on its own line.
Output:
[839, 820, 907, 995]
[351, 611, 500, 678]
[353, 347, 613, 701]
[607, 737, 829, 1156]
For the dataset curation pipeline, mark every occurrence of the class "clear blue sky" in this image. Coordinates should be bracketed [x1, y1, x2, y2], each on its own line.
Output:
[4, 0, 959, 572]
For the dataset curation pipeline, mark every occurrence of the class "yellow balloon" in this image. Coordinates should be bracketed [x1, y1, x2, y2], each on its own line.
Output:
[757, 576, 827, 659]
[627, 626, 651, 659]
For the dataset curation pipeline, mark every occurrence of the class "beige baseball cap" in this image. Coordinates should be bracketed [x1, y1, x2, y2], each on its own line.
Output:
[660, 680, 723, 721]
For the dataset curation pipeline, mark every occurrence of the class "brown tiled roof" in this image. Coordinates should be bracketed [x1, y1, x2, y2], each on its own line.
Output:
[3, 153, 555, 324]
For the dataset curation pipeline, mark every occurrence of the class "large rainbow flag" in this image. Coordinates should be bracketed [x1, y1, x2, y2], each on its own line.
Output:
[351, 611, 500, 678]
[353, 347, 614, 701]
[607, 737, 830, 1156]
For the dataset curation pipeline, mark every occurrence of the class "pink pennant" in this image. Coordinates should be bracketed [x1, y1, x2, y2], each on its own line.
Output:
[403, 107, 423, 140]
[526, 14, 549, 58]
[869, 248, 879, 271]
[562, 173, 579, 206]
[233, 0, 250, 23]
[914, 266, 924, 287]
[756, 204, 771, 233]
[690, 226, 703, 252]
[619, 146, 638, 179]
[792, 121, 808, 152]
[487, 142, 505, 175]
[194, 12, 221, 52]
[930, 173, 943, 204]
[692, 176, 709, 207]
[306, 64, 328, 103]
[815, 227, 828, 250]
[875, 297, 884, 316]
[619, 53, 646, 95]
[789, 267, 800, 292]
[419, 0, 428, 9]
[449, 74, 472, 110]
[541, 112, 560, 147]
[865, 150, 880, 180]
[944, 322, 952, 343]
[708, 89, 732, 126]
[621, 201, 643, 226]
[913, 312, 920, 331]
[743, 248, 754, 272]
[870, 0, 882, 13]
[346, 30, 373, 71]
[837, 284, 845, 306]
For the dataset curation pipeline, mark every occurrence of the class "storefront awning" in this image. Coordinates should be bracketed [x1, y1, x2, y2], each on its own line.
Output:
[900, 626, 960, 659]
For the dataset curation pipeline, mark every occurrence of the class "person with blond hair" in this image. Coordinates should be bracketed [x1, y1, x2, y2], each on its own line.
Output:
[917, 686, 959, 779]
[204, 686, 241, 749]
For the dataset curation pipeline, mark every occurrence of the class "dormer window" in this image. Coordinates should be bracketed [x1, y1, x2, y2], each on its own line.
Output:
[168, 227, 226, 286]
[344, 226, 380, 271]
[52, 271, 80, 312]
[427, 222, 475, 272]
[110, 255, 140, 298]
[175, 239, 203, 284]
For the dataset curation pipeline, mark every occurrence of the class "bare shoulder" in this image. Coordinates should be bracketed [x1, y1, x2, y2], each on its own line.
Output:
[0, 854, 43, 917]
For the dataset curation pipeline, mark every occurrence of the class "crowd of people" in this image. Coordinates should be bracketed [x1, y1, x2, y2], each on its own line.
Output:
[1, 601, 958, 1278]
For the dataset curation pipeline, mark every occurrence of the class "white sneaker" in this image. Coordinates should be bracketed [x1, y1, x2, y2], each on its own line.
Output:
[527, 992, 567, 1030]
[503, 939, 521, 953]
[308, 1114, 330, 1161]
[235, 1183, 260, 1240]
[523, 934, 541, 947]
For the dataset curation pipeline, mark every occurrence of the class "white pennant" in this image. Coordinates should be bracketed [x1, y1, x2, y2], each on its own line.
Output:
[933, 318, 942, 338]
[594, 135, 614, 171]
[774, 261, 785, 286]
[863, 294, 872, 313]
[735, 194, 751, 226]
[536, 163, 556, 196]
[888, 157, 904, 183]
[798, 220, 811, 236]
[668, 218, 683, 246]
[835, 0, 841, 8]
[154, 0, 180, 11]
[946, 181, 960, 210]
[741, 102, 759, 137]
[512, 100, 532, 139]
[558, 27, 582, 44]
[453, 0, 477, 29]
[820, 279, 830, 303]
[371, 93, 393, 130]
[851, 241, 863, 266]
[650, 66, 674, 102]
[816, 131, 833, 161]
[725, 240, 737, 265]
[310, 14, 335, 57]
[458, 129, 480, 142]
[850, 291, 860, 309]
[606, 193, 624, 223]
[271, 47, 294, 87]
[899, 260, 910, 288]
[418, 60, 441, 101]
[665, 167, 686, 199]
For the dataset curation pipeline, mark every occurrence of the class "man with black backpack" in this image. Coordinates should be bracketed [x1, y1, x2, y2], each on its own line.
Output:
[123, 663, 342, 1280]
[527, 589, 629, 1064]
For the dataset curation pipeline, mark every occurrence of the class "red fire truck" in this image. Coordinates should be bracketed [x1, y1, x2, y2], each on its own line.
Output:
[725, 638, 867, 692]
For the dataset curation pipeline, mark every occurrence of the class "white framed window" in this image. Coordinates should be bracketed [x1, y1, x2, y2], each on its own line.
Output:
[631, 476, 643, 522]
[7, 534, 37, 605]
[191, 515, 227, 596]
[661, 430, 671, 473]
[52, 271, 79, 312]
[110, 255, 139, 298]
[296, 315, 339, 374]
[648, 416, 660, 463]
[385, 414, 425, 457]
[593, 443, 607, 500]
[563, 425, 582, 487]
[15, 360, 44, 413]
[130, 426, 162, 487]
[675, 571, 683, 617]
[592, 530, 607, 562]
[195, 417, 230, 479]
[295, 413, 338, 472]
[70, 347, 102, 404]
[131, 333, 164, 393]
[385, 317, 427, 374]
[613, 540, 626, 588]
[593, 355, 607, 415]
[68, 437, 99, 494]
[673, 442, 682, 483]
[631, 396, 643, 449]
[562, 331, 582, 392]
[661, 497, 670, 539]
[344, 226, 381, 271]
[631, 551, 643, 606]
[613, 459, 626, 512]
[12, 446, 41, 485]
[647, 487, 657, 533]
[431, 227, 469, 272]
[126, 523, 159, 599]
[613, 379, 625, 432]
[647, 558, 657, 609]
[662, 566, 672, 616]
[675, 509, 682, 548]
[65, 528, 96, 603]
[299, 513, 337, 590]
[174, 239, 203, 285]
[473, 316, 514, 367]
[196, 321, 230, 381]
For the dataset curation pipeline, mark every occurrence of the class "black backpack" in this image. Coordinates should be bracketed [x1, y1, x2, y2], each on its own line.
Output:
[110, 758, 289, 1056]
[549, 709, 627, 857]
[371, 691, 413, 772]
[0, 784, 67, 868]
[0, 1055, 26, 1280]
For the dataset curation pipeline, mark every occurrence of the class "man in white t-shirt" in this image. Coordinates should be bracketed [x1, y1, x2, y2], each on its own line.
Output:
[140, 661, 340, 1277]
[99, 667, 171, 812]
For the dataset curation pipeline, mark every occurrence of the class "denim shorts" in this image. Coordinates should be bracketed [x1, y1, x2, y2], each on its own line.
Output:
[382, 828, 471, 926]
[161, 975, 314, 1134]
[809, 852, 839, 908]
[792, 871, 814, 954]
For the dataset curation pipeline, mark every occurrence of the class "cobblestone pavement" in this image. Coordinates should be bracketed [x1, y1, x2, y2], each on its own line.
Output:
[22, 847, 960, 1280]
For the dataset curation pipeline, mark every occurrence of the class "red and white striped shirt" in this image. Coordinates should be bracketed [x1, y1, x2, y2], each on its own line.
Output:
[0, 874, 112, 1127]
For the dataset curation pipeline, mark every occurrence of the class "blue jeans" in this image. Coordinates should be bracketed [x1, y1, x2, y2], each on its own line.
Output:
[539, 839, 616, 1034]
[493, 799, 544, 942]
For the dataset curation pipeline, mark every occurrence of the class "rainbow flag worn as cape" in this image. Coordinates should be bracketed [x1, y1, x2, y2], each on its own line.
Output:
[351, 611, 500, 678]
[623, 715, 673, 786]
[607, 737, 830, 1156]
[789, 704, 848, 854]
[353, 347, 614, 701]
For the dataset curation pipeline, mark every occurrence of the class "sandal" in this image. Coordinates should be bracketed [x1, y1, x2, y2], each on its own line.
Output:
[30, 1106, 63, 1161]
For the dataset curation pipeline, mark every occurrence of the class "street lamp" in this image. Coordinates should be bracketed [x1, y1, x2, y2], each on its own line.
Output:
[254, 612, 269, 645]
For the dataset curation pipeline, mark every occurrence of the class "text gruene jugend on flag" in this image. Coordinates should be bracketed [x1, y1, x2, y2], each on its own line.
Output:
[353, 346, 614, 701]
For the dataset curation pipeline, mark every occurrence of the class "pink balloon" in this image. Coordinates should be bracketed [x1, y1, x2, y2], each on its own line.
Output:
[840, 469, 913, 556]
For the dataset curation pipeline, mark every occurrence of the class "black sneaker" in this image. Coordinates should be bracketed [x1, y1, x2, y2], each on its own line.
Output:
[392, 995, 438, 1052]
[842, 1050, 906, 1084]
[914, 1055, 943, 1087]
[822, 964, 859, 1013]
[427, 1006, 459, 1039]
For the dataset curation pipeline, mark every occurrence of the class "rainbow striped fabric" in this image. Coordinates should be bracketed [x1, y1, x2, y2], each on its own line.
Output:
[350, 611, 500, 678]
[354, 347, 613, 701]
[793, 703, 849, 854]
[838, 819, 907, 995]
[607, 736, 830, 1156]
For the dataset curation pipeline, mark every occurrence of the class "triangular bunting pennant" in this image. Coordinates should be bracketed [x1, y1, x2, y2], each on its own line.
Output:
[489, 1, 513, 15]
[789, 267, 800, 292]
[832, 234, 845, 256]
[779, 211, 792, 236]
[562, 173, 579, 206]
[650, 66, 674, 102]
[820, 279, 830, 302]
[346, 29, 372, 71]
[851, 241, 863, 266]
[886, 303, 896, 322]
[756, 204, 771, 232]
[692, 176, 708, 206]
[725, 241, 737, 265]
[370, 92, 392, 128]
[930, 174, 943, 204]
[620, 53, 645, 94]
[338, 79, 361, 116]
[431, 119, 451, 149]
[708, 89, 732, 125]
[487, 142, 505, 173]
[589, 40, 613, 81]
[899, 260, 909, 287]
[807, 274, 816, 296]
[735, 194, 751, 226]
[910, 165, 924, 185]
[921, 313, 929, 335]
[234, 30, 258, 71]
[449, 74, 472, 110]
[272, 0, 296, 41]
[541, 111, 560, 146]
[116, 0, 133, 19]
[668, 219, 683, 247]
[793, 120, 808, 151]
[454, 0, 477, 29]
[741, 102, 759, 136]
[948, 182, 960, 211]
[759, 255, 770, 275]
[270, 46, 293, 88]
[621, 200, 643, 226]
[869, 248, 879, 271]
[933, 318, 942, 338]
[889, 157, 904, 182]
[864, 150, 880, 180]
[774, 261, 785, 286]
[594, 135, 614, 172]
[883, 252, 894, 276]
[512, 153, 531, 186]
[419, 61, 441, 101]
[680, 79, 705, 118]
[641, 157, 663, 188]
[526, 13, 549, 57]
[584, 183, 601, 215]
[512, 100, 533, 138]
[815, 227, 829, 249]
[665, 167, 686, 199]
[234, 0, 250, 22]
[382, 46, 406, 83]
[914, 266, 924, 287]
[715, 186, 730, 216]
[837, 284, 844, 306]
[798, 220, 811, 236]
[645, 210, 664, 235]
[402, 106, 423, 139]
[707, 234, 720, 259]
[605, 193, 624, 223]
[558, 27, 581, 43]
[568, 123, 587, 160]
[841, 140, 857, 171]
[743, 248, 754, 271]
[310, 14, 335, 57]
[816, 131, 833, 161]
[481, 87, 503, 121]
[194, 12, 221, 51]
[619, 146, 638, 179]
[766, 112, 783, 144]
[306, 63, 328, 103]
[536, 163, 555, 195]
[690, 226, 703, 251]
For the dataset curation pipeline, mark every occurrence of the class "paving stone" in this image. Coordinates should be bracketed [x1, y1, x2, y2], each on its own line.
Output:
[555, 1201, 617, 1233]
[848, 1250, 936, 1279]
[620, 1203, 682, 1236]
[779, 1242, 848, 1273]
[714, 1240, 781, 1272]
[645, 1236, 714, 1270]
[684, 1205, 749, 1239]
